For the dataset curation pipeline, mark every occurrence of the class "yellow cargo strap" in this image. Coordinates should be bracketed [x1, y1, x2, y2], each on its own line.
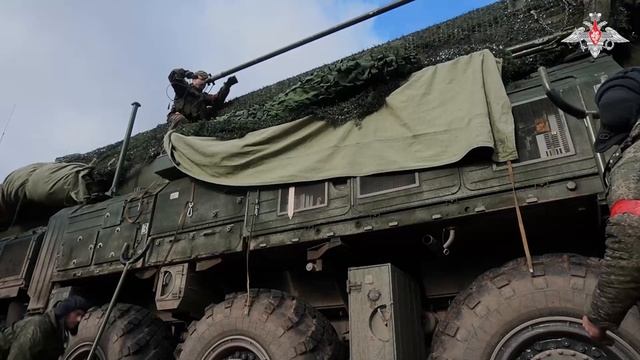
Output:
[507, 161, 534, 273]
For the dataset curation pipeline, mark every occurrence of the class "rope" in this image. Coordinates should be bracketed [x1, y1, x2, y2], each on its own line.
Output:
[244, 191, 259, 309]
[507, 161, 534, 273]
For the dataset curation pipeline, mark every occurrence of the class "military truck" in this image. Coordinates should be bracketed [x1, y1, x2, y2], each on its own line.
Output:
[1, 1, 640, 359]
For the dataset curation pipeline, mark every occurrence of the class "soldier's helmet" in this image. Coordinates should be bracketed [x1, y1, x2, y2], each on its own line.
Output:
[593, 68, 640, 153]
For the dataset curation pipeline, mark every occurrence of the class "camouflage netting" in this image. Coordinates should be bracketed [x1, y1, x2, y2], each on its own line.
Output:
[57, 0, 639, 181]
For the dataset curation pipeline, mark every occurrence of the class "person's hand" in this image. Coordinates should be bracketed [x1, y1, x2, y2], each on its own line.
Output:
[582, 315, 606, 341]
[168, 112, 184, 130]
[225, 76, 238, 86]
[184, 70, 195, 79]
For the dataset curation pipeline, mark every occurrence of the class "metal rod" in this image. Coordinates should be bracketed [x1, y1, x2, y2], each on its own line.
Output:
[537, 67, 600, 119]
[207, 0, 414, 83]
[108, 102, 141, 196]
[506, 30, 573, 54]
[86, 246, 132, 360]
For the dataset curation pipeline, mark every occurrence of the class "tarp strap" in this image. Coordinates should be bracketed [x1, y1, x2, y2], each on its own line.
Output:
[507, 160, 534, 274]
[161, 181, 195, 264]
[8, 194, 23, 228]
[244, 191, 260, 311]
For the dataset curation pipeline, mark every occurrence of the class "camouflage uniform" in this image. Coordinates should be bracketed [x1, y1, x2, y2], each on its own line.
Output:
[167, 68, 233, 127]
[0, 310, 64, 360]
[588, 120, 640, 330]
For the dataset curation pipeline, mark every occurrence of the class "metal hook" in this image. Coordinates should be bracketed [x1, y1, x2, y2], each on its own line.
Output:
[187, 201, 194, 218]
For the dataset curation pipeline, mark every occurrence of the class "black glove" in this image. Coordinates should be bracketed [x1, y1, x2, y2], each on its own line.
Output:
[225, 76, 238, 87]
[184, 70, 195, 79]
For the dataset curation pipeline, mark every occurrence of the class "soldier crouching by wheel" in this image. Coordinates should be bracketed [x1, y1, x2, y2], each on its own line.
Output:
[0, 295, 89, 360]
[167, 68, 238, 129]
[582, 67, 640, 341]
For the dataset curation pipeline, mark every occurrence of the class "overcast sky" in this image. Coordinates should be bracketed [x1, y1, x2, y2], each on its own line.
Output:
[0, 0, 495, 179]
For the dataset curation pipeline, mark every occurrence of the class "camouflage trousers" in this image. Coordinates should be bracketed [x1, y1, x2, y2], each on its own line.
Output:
[588, 134, 640, 329]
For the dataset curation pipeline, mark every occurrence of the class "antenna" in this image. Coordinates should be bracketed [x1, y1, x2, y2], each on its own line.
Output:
[0, 104, 16, 147]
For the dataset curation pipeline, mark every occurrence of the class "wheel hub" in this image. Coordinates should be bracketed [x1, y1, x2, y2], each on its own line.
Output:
[520, 337, 605, 360]
[204, 336, 270, 360]
[224, 350, 259, 360]
[532, 348, 596, 360]
[63, 342, 106, 360]
[491, 316, 639, 360]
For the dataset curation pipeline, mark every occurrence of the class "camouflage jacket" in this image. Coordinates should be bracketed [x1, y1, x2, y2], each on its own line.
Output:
[0, 310, 65, 360]
[589, 121, 640, 329]
[168, 68, 230, 122]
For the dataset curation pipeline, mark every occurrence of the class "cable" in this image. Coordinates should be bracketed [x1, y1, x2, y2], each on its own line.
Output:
[165, 84, 175, 101]
[0, 104, 16, 148]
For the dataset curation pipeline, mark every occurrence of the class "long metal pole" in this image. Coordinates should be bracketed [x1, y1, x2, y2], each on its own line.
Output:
[208, 0, 415, 83]
[108, 102, 141, 196]
[86, 261, 132, 360]
[86, 240, 151, 360]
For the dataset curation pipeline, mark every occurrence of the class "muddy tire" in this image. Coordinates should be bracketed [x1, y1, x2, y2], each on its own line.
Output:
[176, 289, 345, 360]
[63, 303, 175, 360]
[431, 254, 640, 360]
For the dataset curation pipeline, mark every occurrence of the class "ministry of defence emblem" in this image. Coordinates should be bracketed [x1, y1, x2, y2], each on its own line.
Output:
[562, 12, 629, 58]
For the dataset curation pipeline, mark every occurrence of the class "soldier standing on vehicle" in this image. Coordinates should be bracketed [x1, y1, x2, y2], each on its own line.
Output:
[0, 295, 90, 360]
[167, 68, 238, 129]
[581, 68, 640, 341]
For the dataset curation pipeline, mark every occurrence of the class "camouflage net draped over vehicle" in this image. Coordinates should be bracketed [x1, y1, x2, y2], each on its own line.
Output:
[180, 52, 420, 139]
[57, 0, 638, 180]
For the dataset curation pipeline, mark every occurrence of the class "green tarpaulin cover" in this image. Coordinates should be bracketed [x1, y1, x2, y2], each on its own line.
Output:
[164, 50, 518, 187]
[0, 163, 93, 225]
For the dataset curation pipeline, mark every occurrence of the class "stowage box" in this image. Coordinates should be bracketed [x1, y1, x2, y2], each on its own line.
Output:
[348, 263, 426, 360]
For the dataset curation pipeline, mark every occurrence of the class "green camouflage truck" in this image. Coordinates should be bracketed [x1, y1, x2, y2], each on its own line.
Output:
[0, 1, 639, 359]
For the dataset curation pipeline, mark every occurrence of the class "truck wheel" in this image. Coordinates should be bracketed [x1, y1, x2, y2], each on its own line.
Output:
[176, 289, 345, 360]
[63, 303, 175, 360]
[431, 254, 640, 360]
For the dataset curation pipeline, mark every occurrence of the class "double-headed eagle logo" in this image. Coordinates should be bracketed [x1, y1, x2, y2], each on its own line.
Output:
[562, 12, 629, 58]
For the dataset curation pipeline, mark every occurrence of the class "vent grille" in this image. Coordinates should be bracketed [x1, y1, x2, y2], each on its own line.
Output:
[511, 97, 575, 166]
